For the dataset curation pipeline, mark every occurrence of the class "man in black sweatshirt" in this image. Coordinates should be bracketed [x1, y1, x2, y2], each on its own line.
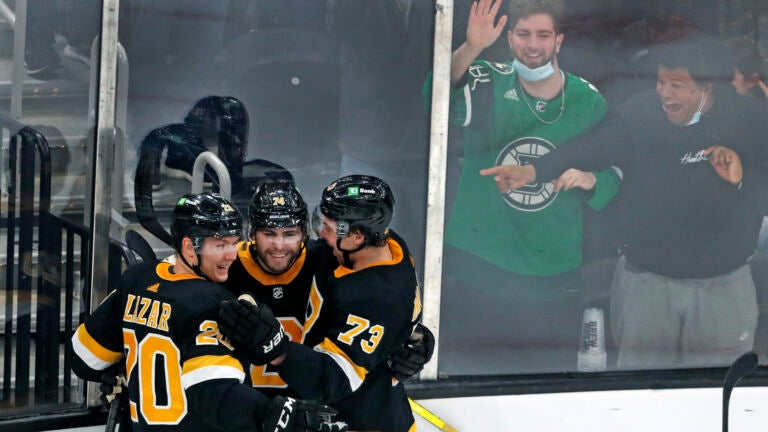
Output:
[485, 32, 768, 369]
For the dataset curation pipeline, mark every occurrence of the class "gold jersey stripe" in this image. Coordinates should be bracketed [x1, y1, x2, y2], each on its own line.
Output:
[315, 337, 368, 391]
[72, 325, 122, 368]
[182, 354, 244, 375]
[181, 355, 246, 389]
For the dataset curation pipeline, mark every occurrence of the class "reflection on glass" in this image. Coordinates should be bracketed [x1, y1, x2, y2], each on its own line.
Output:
[2, 0, 768, 424]
[438, 0, 768, 376]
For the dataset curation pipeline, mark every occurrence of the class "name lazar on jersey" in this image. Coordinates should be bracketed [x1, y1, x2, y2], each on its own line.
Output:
[496, 137, 559, 212]
[123, 294, 171, 331]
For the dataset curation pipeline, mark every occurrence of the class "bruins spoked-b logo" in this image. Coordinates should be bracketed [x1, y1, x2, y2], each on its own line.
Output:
[496, 137, 558, 211]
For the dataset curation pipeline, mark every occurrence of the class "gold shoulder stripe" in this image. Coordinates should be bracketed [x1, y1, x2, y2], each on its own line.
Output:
[156, 262, 203, 281]
[238, 241, 306, 284]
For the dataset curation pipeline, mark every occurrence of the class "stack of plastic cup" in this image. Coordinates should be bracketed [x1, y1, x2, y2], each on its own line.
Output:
[577, 307, 607, 372]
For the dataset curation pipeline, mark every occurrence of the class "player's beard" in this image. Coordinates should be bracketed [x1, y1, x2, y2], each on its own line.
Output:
[254, 246, 300, 275]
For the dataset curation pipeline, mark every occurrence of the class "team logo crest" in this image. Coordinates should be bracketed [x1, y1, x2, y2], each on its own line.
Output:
[496, 137, 558, 211]
[272, 286, 284, 300]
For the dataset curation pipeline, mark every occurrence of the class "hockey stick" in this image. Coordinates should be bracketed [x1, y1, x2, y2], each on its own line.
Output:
[125, 229, 158, 262]
[104, 392, 122, 432]
[408, 397, 458, 432]
[722, 351, 759, 432]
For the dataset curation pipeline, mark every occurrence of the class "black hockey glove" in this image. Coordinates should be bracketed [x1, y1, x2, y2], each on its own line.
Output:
[388, 323, 435, 381]
[218, 299, 289, 365]
[99, 367, 128, 406]
[263, 396, 348, 432]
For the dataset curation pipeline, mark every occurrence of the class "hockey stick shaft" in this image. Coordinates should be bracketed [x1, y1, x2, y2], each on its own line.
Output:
[409, 397, 458, 432]
[104, 394, 121, 432]
[722, 351, 759, 432]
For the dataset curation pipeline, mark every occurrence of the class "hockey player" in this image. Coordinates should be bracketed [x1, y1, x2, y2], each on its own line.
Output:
[219, 175, 421, 432]
[222, 180, 434, 400]
[70, 192, 345, 432]
[223, 180, 332, 398]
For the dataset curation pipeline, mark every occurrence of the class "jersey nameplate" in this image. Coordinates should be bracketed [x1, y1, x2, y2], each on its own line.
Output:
[123, 294, 172, 331]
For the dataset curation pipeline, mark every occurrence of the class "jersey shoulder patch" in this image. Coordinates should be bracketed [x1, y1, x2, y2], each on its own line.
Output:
[477, 60, 514, 74]
[571, 72, 601, 94]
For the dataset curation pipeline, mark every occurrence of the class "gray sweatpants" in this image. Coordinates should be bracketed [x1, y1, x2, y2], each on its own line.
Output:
[610, 256, 758, 369]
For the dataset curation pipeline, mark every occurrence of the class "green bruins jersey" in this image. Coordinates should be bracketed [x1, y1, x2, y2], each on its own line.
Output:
[223, 239, 334, 398]
[279, 232, 421, 432]
[70, 261, 260, 432]
[428, 60, 618, 276]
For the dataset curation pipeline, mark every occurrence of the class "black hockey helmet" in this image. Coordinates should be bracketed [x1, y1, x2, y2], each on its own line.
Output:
[320, 175, 394, 244]
[248, 180, 308, 237]
[182, 95, 248, 178]
[217, 96, 248, 178]
[171, 192, 244, 253]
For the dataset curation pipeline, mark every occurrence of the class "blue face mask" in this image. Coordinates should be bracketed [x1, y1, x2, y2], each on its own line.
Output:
[512, 58, 555, 82]
[685, 91, 708, 126]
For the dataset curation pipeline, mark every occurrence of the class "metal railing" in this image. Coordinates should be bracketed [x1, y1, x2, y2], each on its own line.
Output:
[0, 114, 135, 415]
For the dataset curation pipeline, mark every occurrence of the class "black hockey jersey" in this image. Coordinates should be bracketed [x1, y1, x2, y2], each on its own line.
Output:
[70, 260, 268, 432]
[223, 239, 335, 398]
[279, 232, 421, 432]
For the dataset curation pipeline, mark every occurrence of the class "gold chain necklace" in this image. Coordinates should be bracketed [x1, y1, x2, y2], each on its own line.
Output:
[519, 70, 565, 125]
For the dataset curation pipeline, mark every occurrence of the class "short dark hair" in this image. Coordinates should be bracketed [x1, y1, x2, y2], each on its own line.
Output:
[652, 32, 733, 91]
[506, 0, 564, 33]
[729, 37, 762, 78]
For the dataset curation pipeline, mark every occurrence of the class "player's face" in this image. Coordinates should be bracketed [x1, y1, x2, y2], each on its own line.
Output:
[198, 236, 239, 282]
[253, 226, 303, 274]
[318, 216, 352, 264]
[507, 13, 562, 70]
[656, 65, 710, 126]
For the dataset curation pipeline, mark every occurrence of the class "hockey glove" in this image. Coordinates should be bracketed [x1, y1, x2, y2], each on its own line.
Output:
[388, 323, 435, 381]
[218, 299, 288, 365]
[263, 396, 348, 432]
[99, 368, 128, 405]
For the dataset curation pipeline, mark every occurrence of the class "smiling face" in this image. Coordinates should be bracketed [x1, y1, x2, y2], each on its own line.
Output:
[656, 65, 710, 126]
[195, 236, 240, 283]
[252, 226, 303, 274]
[507, 13, 562, 70]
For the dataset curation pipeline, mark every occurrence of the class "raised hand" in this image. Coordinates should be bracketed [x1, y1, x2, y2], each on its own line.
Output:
[466, 0, 509, 52]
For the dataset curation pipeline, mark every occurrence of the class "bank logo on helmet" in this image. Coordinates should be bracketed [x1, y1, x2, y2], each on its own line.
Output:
[496, 137, 558, 212]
